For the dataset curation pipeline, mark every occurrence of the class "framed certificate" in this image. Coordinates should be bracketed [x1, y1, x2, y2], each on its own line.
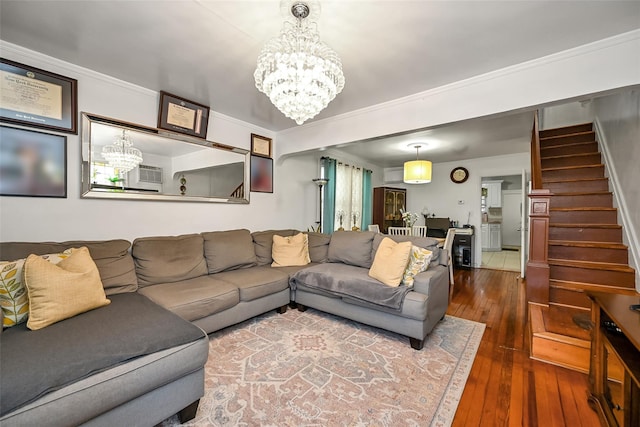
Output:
[251, 133, 272, 158]
[0, 58, 78, 134]
[157, 91, 210, 139]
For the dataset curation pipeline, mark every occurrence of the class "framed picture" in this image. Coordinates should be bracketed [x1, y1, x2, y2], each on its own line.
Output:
[0, 58, 78, 134]
[0, 125, 67, 198]
[250, 155, 273, 193]
[157, 91, 210, 139]
[251, 133, 272, 158]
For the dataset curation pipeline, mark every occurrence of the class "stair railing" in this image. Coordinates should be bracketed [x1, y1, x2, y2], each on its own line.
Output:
[230, 183, 244, 198]
[526, 110, 551, 305]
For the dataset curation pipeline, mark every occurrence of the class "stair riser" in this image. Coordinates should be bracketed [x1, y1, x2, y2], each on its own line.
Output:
[549, 287, 591, 309]
[550, 193, 612, 209]
[550, 265, 635, 287]
[543, 180, 609, 193]
[549, 227, 622, 242]
[542, 165, 604, 180]
[540, 142, 598, 157]
[540, 132, 596, 147]
[550, 210, 617, 224]
[540, 124, 593, 138]
[549, 245, 628, 264]
[541, 153, 602, 169]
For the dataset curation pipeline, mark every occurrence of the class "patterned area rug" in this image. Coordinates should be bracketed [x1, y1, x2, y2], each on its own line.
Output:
[163, 308, 485, 427]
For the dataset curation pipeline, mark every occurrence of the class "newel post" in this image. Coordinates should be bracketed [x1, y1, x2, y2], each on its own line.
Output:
[526, 189, 551, 304]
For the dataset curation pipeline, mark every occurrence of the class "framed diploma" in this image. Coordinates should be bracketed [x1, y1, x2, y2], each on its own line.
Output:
[157, 91, 210, 139]
[0, 58, 78, 134]
[251, 133, 272, 158]
[0, 125, 67, 198]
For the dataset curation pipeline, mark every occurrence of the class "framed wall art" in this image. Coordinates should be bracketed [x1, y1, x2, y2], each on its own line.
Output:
[0, 125, 67, 198]
[251, 133, 272, 158]
[0, 58, 78, 134]
[157, 91, 210, 139]
[250, 155, 273, 193]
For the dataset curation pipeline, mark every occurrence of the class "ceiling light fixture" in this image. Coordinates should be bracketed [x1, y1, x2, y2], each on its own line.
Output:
[404, 145, 432, 184]
[254, 0, 345, 125]
[101, 129, 143, 173]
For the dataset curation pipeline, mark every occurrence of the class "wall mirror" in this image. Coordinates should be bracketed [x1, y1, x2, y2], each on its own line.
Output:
[81, 113, 249, 203]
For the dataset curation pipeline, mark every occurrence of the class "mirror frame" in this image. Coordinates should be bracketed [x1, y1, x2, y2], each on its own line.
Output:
[81, 113, 250, 203]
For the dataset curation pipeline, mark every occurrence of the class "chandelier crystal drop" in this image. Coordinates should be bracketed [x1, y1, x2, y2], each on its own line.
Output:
[101, 129, 143, 173]
[254, 1, 345, 125]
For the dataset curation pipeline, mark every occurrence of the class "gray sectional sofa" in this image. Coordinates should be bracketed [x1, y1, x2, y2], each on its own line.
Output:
[0, 228, 449, 426]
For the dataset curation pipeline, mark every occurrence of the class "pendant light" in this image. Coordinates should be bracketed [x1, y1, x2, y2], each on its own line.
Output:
[403, 145, 432, 184]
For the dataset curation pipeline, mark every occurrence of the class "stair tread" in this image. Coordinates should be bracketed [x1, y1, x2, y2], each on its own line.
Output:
[542, 164, 603, 172]
[548, 258, 635, 272]
[540, 141, 597, 150]
[550, 191, 611, 196]
[541, 152, 600, 160]
[549, 223, 621, 229]
[549, 279, 639, 295]
[549, 240, 626, 249]
[550, 207, 616, 212]
[539, 129, 594, 139]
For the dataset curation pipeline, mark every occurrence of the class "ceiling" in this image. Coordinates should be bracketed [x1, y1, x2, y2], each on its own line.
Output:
[1, 1, 639, 167]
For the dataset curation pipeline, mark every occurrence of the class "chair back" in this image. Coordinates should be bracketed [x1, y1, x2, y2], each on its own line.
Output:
[388, 226, 411, 236]
[368, 224, 381, 233]
[443, 228, 456, 254]
[412, 225, 428, 237]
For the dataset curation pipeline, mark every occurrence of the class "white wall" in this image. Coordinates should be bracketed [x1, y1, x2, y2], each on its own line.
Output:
[593, 89, 640, 291]
[383, 153, 530, 267]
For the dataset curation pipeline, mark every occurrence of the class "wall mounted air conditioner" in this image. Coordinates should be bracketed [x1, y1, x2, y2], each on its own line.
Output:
[136, 164, 163, 184]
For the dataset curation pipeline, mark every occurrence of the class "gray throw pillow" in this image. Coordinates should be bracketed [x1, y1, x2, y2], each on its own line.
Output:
[202, 229, 257, 273]
[327, 231, 375, 268]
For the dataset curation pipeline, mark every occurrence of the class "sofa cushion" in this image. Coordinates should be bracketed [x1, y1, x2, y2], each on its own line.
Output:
[137, 276, 239, 322]
[132, 234, 207, 287]
[24, 247, 111, 330]
[251, 229, 298, 265]
[0, 292, 205, 417]
[202, 229, 257, 273]
[372, 234, 441, 268]
[327, 231, 375, 268]
[0, 251, 71, 328]
[402, 246, 433, 287]
[307, 232, 331, 263]
[213, 266, 290, 302]
[368, 237, 412, 287]
[271, 233, 310, 267]
[0, 240, 138, 295]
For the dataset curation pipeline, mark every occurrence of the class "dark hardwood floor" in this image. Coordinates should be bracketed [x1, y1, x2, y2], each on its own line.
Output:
[448, 268, 601, 427]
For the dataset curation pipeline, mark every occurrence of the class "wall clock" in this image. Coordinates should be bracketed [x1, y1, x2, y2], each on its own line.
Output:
[450, 167, 469, 184]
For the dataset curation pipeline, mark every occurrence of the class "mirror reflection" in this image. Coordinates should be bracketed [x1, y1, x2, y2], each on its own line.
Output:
[81, 113, 249, 203]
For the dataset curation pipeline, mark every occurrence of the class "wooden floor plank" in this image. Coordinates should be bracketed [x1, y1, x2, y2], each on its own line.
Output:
[449, 268, 601, 426]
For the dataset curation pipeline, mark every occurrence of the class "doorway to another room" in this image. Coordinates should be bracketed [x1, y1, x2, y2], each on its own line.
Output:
[480, 174, 526, 273]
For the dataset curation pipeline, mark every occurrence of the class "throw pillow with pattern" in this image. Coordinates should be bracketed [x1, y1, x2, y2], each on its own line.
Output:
[402, 245, 433, 287]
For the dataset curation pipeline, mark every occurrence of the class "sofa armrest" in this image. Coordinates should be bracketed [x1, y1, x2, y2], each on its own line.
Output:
[412, 265, 448, 296]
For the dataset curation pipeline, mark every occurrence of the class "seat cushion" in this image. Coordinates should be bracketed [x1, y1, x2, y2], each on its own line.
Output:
[138, 276, 239, 321]
[212, 266, 289, 302]
[202, 229, 257, 273]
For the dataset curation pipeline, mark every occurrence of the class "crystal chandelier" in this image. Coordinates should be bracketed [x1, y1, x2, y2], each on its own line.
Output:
[102, 129, 143, 173]
[254, 0, 345, 125]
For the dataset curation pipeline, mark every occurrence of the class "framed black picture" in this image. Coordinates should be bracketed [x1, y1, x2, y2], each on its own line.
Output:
[0, 125, 67, 198]
[157, 91, 210, 139]
[0, 58, 78, 134]
[250, 155, 273, 193]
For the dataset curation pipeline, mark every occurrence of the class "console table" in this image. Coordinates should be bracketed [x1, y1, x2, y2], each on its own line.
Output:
[587, 291, 640, 426]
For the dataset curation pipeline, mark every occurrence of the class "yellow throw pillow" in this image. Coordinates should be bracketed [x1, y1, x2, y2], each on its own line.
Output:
[0, 251, 71, 328]
[271, 233, 311, 267]
[402, 246, 433, 287]
[24, 247, 110, 330]
[368, 237, 412, 287]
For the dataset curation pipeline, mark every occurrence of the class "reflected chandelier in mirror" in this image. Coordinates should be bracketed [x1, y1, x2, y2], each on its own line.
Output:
[81, 113, 249, 203]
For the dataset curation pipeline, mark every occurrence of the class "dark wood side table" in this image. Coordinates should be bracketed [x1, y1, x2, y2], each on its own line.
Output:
[586, 291, 640, 426]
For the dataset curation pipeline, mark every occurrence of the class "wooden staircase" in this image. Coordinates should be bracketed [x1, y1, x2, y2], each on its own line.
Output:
[528, 122, 636, 372]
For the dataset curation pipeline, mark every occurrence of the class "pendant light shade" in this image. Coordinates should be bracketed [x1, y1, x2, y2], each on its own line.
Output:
[403, 145, 432, 184]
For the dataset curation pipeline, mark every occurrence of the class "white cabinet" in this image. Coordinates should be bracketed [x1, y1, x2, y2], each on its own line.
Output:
[482, 223, 502, 251]
[483, 181, 503, 207]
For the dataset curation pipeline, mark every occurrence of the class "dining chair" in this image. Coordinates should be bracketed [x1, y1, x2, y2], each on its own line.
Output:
[387, 226, 411, 236]
[411, 225, 428, 237]
[443, 228, 456, 297]
[367, 224, 381, 233]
